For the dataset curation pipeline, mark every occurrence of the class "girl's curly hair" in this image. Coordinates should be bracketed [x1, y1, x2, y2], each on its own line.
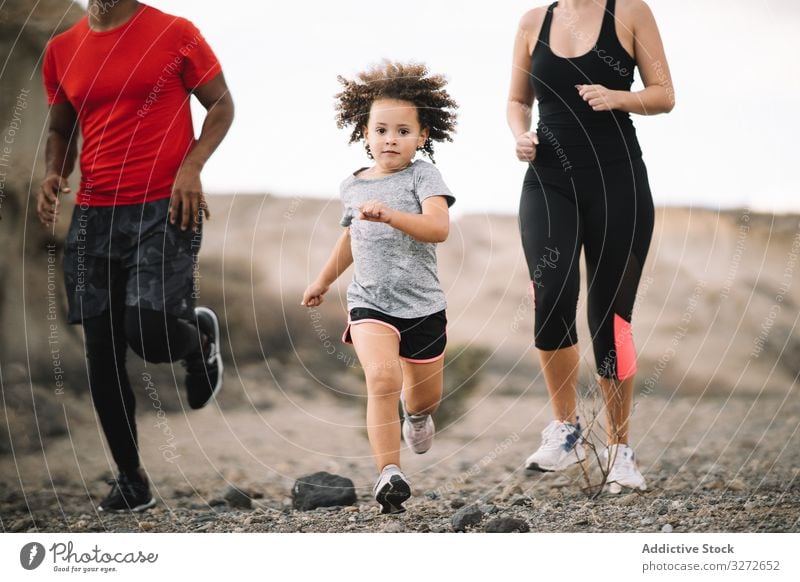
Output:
[335, 61, 458, 162]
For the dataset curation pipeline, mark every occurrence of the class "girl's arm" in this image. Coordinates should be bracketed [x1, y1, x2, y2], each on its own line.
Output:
[301, 227, 353, 307]
[359, 196, 449, 243]
[577, 1, 675, 115]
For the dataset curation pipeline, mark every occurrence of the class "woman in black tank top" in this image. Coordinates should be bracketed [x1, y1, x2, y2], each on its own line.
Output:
[507, 0, 674, 493]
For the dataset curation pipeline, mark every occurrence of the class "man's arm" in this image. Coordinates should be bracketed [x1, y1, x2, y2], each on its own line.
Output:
[170, 72, 235, 231]
[37, 101, 79, 228]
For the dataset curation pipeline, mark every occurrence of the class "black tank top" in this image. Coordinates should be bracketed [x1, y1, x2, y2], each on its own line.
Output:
[530, 0, 642, 167]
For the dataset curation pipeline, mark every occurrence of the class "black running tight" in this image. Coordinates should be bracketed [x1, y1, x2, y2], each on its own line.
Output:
[519, 158, 655, 380]
[83, 307, 201, 475]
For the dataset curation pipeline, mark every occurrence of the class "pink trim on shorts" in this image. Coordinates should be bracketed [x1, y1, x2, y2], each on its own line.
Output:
[529, 281, 537, 306]
[341, 318, 401, 344]
[613, 313, 637, 380]
[400, 352, 446, 364]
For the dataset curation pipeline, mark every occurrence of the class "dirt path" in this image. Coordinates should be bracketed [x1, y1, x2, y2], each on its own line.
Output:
[2, 373, 799, 533]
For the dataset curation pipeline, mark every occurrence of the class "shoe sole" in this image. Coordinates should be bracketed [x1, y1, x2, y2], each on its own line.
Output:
[194, 306, 224, 408]
[606, 481, 647, 495]
[375, 475, 411, 515]
[525, 449, 587, 473]
[98, 497, 156, 513]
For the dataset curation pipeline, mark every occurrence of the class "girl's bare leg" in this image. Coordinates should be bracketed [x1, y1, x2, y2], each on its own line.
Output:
[349, 323, 403, 471]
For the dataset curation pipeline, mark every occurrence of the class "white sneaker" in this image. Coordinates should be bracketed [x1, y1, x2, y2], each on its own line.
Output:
[604, 444, 647, 494]
[401, 393, 435, 454]
[373, 464, 411, 514]
[525, 419, 586, 472]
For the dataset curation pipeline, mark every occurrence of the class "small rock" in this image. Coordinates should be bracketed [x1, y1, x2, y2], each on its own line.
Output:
[657, 505, 668, 515]
[641, 517, 655, 526]
[10, 519, 33, 532]
[498, 483, 523, 501]
[139, 522, 155, 532]
[685, 501, 696, 511]
[450, 498, 466, 509]
[209, 497, 227, 507]
[670, 500, 682, 510]
[344, 506, 359, 513]
[292, 472, 357, 511]
[479, 504, 500, 515]
[618, 494, 639, 507]
[224, 486, 252, 510]
[426, 491, 439, 500]
[510, 494, 530, 507]
[417, 523, 431, 533]
[728, 479, 747, 492]
[452, 505, 484, 532]
[484, 518, 530, 533]
[662, 524, 674, 533]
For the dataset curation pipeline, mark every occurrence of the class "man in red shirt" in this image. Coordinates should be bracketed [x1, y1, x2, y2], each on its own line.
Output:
[37, 0, 234, 512]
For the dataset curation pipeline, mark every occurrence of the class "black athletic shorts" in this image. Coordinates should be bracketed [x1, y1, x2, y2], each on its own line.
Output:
[63, 197, 201, 324]
[342, 307, 447, 363]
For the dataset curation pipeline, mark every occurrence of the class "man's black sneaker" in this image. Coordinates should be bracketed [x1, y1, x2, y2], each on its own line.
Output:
[98, 472, 156, 513]
[184, 306, 223, 410]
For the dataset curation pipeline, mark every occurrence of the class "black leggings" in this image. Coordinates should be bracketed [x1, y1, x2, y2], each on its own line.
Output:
[519, 157, 654, 380]
[83, 307, 201, 475]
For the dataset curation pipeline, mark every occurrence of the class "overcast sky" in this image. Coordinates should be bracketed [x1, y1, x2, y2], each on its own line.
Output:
[74, 0, 800, 215]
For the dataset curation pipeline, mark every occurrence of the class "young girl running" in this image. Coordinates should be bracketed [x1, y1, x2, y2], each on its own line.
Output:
[302, 61, 457, 514]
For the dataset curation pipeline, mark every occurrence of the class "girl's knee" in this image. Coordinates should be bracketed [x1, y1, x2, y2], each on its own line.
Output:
[364, 365, 402, 398]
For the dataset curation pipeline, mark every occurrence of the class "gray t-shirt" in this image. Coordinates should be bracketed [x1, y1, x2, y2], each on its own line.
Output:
[340, 159, 455, 318]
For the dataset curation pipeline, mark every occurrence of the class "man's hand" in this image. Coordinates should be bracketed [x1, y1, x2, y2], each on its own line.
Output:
[37, 174, 71, 228]
[169, 160, 209, 232]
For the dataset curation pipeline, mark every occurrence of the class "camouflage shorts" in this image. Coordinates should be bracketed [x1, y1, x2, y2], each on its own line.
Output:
[63, 197, 202, 324]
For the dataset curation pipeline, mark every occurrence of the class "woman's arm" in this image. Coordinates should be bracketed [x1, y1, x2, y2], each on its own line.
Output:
[507, 9, 545, 160]
[359, 196, 450, 243]
[578, 1, 675, 115]
[302, 228, 354, 307]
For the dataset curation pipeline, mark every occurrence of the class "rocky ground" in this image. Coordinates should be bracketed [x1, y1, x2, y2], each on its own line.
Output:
[2, 368, 799, 533]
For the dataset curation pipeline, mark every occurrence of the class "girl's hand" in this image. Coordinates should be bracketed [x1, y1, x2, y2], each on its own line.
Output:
[301, 280, 330, 307]
[515, 131, 538, 162]
[576, 84, 622, 111]
[359, 200, 393, 224]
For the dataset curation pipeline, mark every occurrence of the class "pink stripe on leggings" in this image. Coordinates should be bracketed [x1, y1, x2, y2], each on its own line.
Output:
[613, 313, 637, 380]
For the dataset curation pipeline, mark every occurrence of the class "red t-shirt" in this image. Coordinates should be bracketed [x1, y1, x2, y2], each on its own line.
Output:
[42, 4, 222, 206]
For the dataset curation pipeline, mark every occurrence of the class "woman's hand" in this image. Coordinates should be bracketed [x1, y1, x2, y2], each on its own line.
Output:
[576, 84, 624, 111]
[359, 200, 394, 224]
[515, 131, 539, 162]
[301, 280, 330, 307]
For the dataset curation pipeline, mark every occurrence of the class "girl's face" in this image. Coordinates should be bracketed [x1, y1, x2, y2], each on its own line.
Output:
[363, 99, 429, 173]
